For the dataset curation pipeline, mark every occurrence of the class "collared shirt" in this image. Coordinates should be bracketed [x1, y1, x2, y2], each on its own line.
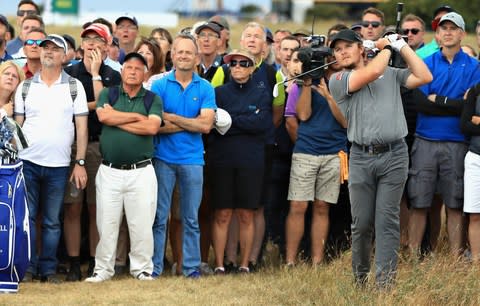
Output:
[151, 71, 216, 165]
[417, 49, 480, 142]
[22, 63, 34, 79]
[14, 71, 89, 167]
[97, 85, 163, 164]
[0, 51, 13, 64]
[416, 39, 438, 59]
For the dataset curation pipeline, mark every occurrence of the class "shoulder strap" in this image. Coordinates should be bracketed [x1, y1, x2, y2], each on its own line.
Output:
[68, 77, 77, 103]
[107, 86, 120, 107]
[21, 79, 32, 102]
[143, 90, 155, 113]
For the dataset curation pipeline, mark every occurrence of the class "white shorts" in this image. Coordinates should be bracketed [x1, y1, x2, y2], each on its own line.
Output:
[464, 151, 480, 213]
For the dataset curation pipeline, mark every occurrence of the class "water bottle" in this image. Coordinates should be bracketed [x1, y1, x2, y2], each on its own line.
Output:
[69, 180, 81, 198]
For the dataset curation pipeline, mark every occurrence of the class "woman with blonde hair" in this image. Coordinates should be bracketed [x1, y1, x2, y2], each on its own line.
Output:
[0, 61, 25, 118]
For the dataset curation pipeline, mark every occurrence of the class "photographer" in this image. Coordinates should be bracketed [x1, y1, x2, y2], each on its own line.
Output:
[284, 46, 347, 266]
[329, 29, 432, 288]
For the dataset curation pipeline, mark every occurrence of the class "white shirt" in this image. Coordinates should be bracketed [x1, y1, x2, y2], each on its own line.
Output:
[14, 71, 88, 167]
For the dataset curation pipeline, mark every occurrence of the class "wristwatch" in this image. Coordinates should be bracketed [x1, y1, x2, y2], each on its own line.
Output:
[92, 75, 102, 81]
[75, 159, 86, 166]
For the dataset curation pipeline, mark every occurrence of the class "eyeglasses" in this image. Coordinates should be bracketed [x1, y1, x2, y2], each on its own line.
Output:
[24, 39, 43, 46]
[361, 21, 382, 28]
[17, 9, 37, 17]
[198, 32, 219, 40]
[402, 28, 421, 35]
[229, 60, 252, 68]
[82, 36, 106, 44]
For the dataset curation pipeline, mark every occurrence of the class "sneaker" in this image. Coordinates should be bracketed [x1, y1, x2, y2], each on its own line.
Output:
[214, 267, 225, 275]
[66, 262, 82, 282]
[85, 273, 105, 283]
[114, 265, 126, 276]
[238, 266, 250, 274]
[186, 270, 201, 279]
[22, 272, 34, 282]
[248, 261, 258, 273]
[40, 275, 62, 284]
[224, 262, 237, 274]
[87, 257, 95, 277]
[200, 262, 213, 275]
[137, 272, 154, 281]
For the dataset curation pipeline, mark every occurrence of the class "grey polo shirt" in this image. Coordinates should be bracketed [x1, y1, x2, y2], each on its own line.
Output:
[329, 67, 410, 145]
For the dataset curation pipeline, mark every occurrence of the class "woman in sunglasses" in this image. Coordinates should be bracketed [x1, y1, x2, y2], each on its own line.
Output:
[208, 49, 272, 274]
[0, 61, 25, 118]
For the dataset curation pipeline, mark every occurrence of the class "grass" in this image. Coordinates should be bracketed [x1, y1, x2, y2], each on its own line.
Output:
[1, 242, 480, 305]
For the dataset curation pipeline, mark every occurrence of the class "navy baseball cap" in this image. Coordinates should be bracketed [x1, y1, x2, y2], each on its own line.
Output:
[124, 52, 148, 67]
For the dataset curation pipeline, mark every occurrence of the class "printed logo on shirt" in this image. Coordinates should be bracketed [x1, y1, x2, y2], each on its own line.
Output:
[336, 72, 343, 81]
[257, 81, 266, 89]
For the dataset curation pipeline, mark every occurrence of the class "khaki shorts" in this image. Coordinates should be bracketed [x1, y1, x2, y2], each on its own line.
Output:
[64, 141, 102, 204]
[288, 153, 340, 203]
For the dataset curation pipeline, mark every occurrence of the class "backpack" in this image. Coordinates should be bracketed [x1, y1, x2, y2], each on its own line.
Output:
[0, 162, 30, 293]
[21, 77, 78, 103]
[107, 86, 155, 113]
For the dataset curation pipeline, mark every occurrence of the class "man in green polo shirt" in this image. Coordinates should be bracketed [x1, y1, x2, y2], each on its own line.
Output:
[86, 52, 163, 283]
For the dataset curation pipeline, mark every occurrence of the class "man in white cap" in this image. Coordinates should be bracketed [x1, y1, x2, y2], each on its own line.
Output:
[408, 12, 480, 258]
[114, 14, 139, 63]
[14, 34, 89, 283]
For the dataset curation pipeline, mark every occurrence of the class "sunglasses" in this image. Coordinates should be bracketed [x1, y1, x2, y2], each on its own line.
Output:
[24, 39, 43, 46]
[402, 28, 421, 35]
[230, 60, 252, 68]
[361, 21, 381, 28]
[17, 9, 37, 17]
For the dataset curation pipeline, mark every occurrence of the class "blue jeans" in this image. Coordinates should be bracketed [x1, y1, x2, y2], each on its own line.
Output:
[152, 159, 203, 276]
[22, 160, 69, 277]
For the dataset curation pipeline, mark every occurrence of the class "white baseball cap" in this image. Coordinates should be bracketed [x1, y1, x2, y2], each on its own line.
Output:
[214, 108, 231, 135]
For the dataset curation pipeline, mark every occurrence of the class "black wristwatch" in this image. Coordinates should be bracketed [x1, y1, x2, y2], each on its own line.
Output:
[75, 159, 86, 166]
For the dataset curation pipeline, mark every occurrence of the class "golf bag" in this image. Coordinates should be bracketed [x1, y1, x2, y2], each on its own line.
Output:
[0, 161, 30, 293]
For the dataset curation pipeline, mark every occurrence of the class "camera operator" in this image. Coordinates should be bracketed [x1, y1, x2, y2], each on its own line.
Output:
[284, 46, 347, 266]
[328, 29, 432, 288]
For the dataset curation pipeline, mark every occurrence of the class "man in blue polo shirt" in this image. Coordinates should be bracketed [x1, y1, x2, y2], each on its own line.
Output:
[408, 12, 480, 258]
[151, 34, 216, 278]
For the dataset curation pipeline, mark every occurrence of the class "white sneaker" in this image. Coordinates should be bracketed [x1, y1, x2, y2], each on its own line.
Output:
[200, 262, 213, 275]
[84, 273, 105, 283]
[137, 272, 154, 281]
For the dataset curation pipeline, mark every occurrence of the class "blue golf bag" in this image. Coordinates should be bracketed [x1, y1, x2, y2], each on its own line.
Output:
[0, 161, 30, 293]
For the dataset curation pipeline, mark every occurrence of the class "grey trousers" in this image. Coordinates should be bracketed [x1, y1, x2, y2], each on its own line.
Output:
[349, 140, 408, 286]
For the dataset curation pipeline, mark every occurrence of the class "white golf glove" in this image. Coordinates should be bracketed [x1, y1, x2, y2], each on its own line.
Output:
[387, 34, 407, 52]
[362, 40, 376, 50]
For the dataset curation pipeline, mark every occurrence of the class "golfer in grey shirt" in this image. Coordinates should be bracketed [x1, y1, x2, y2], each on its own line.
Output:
[329, 30, 432, 288]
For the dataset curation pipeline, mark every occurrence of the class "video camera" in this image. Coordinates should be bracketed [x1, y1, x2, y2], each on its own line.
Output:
[296, 34, 332, 81]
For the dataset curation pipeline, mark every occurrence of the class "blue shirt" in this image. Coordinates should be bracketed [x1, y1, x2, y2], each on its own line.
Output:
[294, 90, 347, 155]
[151, 71, 216, 165]
[417, 49, 480, 142]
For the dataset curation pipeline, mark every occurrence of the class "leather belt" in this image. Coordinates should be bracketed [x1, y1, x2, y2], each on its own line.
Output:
[354, 139, 404, 155]
[101, 159, 152, 170]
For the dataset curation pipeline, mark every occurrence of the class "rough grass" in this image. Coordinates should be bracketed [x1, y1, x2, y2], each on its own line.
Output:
[2, 243, 480, 305]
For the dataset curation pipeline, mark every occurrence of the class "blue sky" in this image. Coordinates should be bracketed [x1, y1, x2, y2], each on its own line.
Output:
[0, 0, 271, 16]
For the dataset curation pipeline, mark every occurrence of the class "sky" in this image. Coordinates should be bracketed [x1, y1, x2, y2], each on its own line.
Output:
[0, 0, 271, 16]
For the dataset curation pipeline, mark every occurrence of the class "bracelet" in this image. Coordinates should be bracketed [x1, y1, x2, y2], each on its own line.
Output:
[382, 45, 393, 53]
[92, 75, 102, 81]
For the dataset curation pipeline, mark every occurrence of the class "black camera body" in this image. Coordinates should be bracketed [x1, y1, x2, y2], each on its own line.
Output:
[297, 35, 332, 81]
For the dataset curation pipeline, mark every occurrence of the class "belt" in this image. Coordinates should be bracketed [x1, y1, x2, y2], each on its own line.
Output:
[354, 139, 404, 155]
[102, 159, 152, 170]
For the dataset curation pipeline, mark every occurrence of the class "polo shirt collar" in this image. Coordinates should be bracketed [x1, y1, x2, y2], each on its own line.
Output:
[168, 69, 201, 84]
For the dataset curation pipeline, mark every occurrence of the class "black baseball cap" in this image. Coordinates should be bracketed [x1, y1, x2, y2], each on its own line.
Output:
[195, 21, 221, 36]
[329, 29, 362, 48]
[433, 5, 454, 19]
[124, 52, 148, 67]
